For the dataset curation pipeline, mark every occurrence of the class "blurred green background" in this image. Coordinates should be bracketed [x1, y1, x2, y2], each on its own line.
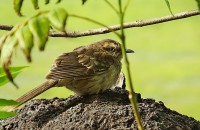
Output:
[0, 1, 200, 120]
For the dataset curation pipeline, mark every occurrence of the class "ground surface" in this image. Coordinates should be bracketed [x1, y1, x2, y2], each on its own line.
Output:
[0, 87, 200, 130]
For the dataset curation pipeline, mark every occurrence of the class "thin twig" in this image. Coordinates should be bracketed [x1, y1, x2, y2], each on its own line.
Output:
[123, 0, 130, 16]
[104, 0, 119, 15]
[118, 0, 143, 129]
[0, 10, 199, 38]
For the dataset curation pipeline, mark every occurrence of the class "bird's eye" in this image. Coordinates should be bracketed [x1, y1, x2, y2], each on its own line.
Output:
[110, 47, 115, 52]
[103, 46, 115, 52]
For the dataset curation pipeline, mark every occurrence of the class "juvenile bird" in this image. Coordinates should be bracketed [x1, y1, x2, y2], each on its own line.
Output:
[10, 39, 134, 109]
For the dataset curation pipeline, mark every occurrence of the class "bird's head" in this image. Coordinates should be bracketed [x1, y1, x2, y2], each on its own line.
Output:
[96, 39, 134, 60]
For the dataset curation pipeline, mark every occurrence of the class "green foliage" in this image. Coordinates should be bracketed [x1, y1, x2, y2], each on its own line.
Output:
[0, 66, 28, 87]
[0, 111, 16, 119]
[195, 0, 200, 10]
[0, 66, 28, 74]
[48, 8, 68, 31]
[164, 0, 174, 15]
[13, 0, 23, 16]
[0, 8, 68, 85]
[0, 71, 20, 87]
[31, 0, 39, 9]
[82, 0, 88, 5]
[0, 99, 19, 106]
[16, 26, 34, 62]
[0, 36, 18, 64]
[0, 66, 26, 119]
[0, 0, 200, 124]
[45, 0, 50, 4]
[28, 16, 50, 51]
[13, 0, 62, 16]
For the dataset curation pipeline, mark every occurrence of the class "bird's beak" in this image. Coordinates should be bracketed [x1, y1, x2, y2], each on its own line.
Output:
[125, 49, 134, 53]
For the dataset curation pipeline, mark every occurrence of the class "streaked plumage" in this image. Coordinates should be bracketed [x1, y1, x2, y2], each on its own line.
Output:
[7, 39, 134, 110]
[46, 39, 123, 95]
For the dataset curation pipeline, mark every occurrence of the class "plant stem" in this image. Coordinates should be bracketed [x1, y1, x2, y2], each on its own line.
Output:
[118, 0, 144, 129]
[104, 0, 119, 15]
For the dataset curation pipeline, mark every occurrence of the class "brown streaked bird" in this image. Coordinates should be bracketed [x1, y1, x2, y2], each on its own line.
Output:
[7, 39, 134, 110]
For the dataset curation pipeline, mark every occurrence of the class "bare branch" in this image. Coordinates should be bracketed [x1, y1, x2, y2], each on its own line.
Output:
[0, 10, 199, 38]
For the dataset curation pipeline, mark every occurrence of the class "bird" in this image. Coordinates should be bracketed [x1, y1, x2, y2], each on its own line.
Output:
[7, 39, 134, 110]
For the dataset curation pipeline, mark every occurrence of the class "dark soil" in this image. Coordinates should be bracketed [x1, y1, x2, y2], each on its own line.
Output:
[0, 87, 200, 130]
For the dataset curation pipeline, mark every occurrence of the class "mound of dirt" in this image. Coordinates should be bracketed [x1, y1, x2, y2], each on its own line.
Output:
[1, 87, 200, 130]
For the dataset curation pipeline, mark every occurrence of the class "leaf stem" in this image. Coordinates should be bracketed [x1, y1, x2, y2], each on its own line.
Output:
[104, 0, 119, 15]
[118, 0, 144, 129]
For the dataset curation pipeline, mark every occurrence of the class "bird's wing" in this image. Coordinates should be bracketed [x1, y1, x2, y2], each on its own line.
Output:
[46, 49, 113, 80]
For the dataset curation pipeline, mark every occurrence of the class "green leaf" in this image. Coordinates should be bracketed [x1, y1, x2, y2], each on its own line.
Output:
[45, 0, 50, 4]
[48, 8, 68, 31]
[16, 26, 34, 62]
[0, 99, 19, 106]
[0, 71, 21, 87]
[0, 35, 7, 55]
[0, 66, 28, 87]
[0, 66, 28, 75]
[164, 0, 173, 15]
[28, 16, 50, 51]
[9, 66, 28, 72]
[56, 0, 62, 4]
[82, 0, 87, 5]
[1, 36, 18, 64]
[195, 0, 200, 10]
[13, 0, 24, 16]
[31, 0, 39, 9]
[0, 111, 16, 119]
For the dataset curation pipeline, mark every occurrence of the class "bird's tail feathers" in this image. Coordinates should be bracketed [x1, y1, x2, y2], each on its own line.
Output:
[1, 80, 58, 112]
